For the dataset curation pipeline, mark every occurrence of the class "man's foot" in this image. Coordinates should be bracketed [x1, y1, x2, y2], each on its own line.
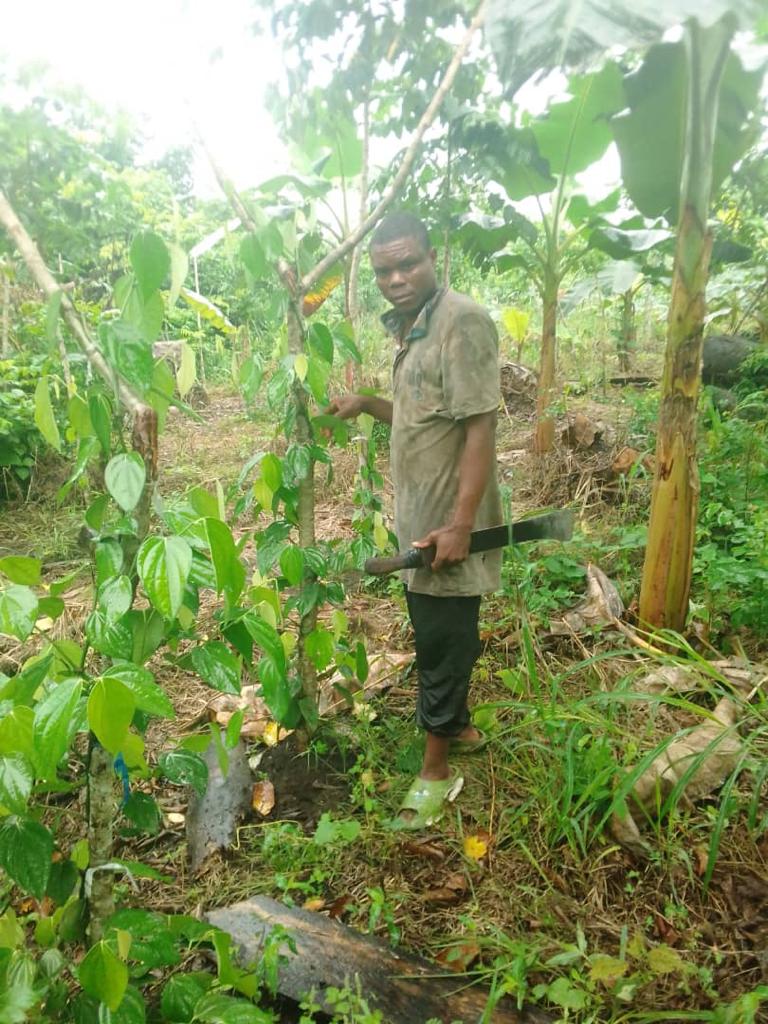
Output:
[456, 724, 483, 743]
[449, 725, 489, 754]
[389, 769, 464, 831]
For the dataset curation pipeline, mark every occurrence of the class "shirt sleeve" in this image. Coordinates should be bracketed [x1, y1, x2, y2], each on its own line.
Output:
[441, 311, 500, 420]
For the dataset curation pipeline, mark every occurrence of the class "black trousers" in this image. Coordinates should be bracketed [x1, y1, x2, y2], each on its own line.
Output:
[404, 588, 482, 737]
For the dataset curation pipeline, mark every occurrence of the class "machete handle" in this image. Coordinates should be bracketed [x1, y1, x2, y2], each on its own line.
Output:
[364, 545, 436, 576]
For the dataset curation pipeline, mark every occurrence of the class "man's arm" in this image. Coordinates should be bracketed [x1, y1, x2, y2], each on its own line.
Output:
[326, 394, 393, 426]
[413, 411, 495, 571]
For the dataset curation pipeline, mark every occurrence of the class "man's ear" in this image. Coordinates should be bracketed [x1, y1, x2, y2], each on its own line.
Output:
[429, 247, 437, 266]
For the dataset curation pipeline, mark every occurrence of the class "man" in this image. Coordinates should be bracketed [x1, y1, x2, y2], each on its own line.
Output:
[327, 211, 502, 830]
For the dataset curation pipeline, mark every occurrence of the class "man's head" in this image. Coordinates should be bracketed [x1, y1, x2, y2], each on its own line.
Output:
[369, 212, 438, 316]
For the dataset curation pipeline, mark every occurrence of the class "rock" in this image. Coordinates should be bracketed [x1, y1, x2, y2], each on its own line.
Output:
[702, 334, 758, 386]
[704, 385, 738, 413]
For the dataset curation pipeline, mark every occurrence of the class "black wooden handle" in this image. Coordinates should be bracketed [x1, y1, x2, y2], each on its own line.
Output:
[364, 546, 435, 576]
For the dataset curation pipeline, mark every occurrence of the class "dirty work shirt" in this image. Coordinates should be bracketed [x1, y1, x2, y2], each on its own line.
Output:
[385, 288, 503, 597]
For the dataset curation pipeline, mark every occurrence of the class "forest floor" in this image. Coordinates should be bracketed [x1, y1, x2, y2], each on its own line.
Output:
[1, 381, 767, 1023]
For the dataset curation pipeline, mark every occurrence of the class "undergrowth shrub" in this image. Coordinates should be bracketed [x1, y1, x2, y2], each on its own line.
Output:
[696, 395, 768, 634]
[0, 352, 57, 494]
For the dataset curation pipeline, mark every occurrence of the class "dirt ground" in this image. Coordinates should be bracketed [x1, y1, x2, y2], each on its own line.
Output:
[2, 382, 767, 1022]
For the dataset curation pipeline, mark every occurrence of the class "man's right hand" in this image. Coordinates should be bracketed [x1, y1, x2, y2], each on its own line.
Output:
[325, 394, 368, 419]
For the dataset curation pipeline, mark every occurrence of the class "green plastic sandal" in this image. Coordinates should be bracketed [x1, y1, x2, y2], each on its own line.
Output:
[389, 769, 464, 832]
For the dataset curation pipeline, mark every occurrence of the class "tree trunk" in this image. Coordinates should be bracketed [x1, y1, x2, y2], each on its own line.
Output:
[618, 288, 635, 373]
[534, 269, 558, 453]
[639, 17, 735, 631]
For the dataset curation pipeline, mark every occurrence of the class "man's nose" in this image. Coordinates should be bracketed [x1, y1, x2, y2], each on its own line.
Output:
[389, 268, 406, 286]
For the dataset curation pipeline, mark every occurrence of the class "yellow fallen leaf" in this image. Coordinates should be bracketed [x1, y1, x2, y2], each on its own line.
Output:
[302, 897, 326, 912]
[463, 834, 488, 860]
[262, 721, 280, 747]
[167, 812, 185, 825]
[251, 780, 276, 816]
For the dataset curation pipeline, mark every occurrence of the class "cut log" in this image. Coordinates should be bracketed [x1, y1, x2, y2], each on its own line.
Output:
[186, 737, 253, 872]
[206, 896, 553, 1024]
[608, 375, 658, 386]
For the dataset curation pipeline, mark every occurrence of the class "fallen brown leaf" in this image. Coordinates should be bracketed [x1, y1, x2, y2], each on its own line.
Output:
[693, 846, 709, 878]
[423, 872, 469, 904]
[610, 697, 742, 856]
[611, 446, 641, 476]
[550, 563, 625, 635]
[402, 837, 446, 862]
[435, 941, 481, 973]
[562, 412, 605, 449]
[423, 887, 462, 905]
[327, 894, 355, 919]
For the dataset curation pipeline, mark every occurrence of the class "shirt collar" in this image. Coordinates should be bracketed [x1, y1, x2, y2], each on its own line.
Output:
[381, 287, 445, 344]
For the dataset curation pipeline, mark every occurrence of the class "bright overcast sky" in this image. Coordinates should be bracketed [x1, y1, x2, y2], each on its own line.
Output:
[2, 0, 290, 196]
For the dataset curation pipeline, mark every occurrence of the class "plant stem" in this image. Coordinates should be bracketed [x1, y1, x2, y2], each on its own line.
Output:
[286, 301, 318, 709]
[86, 741, 116, 943]
[533, 263, 559, 453]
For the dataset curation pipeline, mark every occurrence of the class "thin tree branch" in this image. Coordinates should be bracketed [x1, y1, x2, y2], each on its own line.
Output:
[300, 1, 487, 295]
[0, 190, 148, 418]
[348, 95, 370, 330]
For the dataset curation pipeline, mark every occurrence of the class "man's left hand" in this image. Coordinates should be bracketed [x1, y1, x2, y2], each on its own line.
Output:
[413, 524, 471, 572]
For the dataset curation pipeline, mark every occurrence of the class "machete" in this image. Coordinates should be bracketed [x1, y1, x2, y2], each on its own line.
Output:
[364, 509, 573, 576]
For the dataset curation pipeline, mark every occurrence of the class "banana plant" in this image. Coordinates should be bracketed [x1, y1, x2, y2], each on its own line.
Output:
[485, 0, 764, 629]
[453, 64, 624, 451]
[613, 28, 763, 629]
[562, 222, 675, 372]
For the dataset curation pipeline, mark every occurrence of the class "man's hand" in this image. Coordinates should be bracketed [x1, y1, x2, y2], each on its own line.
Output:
[412, 524, 472, 572]
[325, 394, 368, 420]
[326, 394, 394, 426]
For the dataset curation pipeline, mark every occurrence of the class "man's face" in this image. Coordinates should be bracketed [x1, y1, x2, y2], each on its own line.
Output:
[370, 236, 438, 315]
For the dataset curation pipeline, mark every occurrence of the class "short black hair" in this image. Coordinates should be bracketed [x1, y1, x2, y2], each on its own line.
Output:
[369, 211, 430, 253]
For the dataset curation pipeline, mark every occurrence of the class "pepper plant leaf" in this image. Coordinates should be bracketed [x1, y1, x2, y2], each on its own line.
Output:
[137, 536, 193, 619]
[130, 231, 170, 300]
